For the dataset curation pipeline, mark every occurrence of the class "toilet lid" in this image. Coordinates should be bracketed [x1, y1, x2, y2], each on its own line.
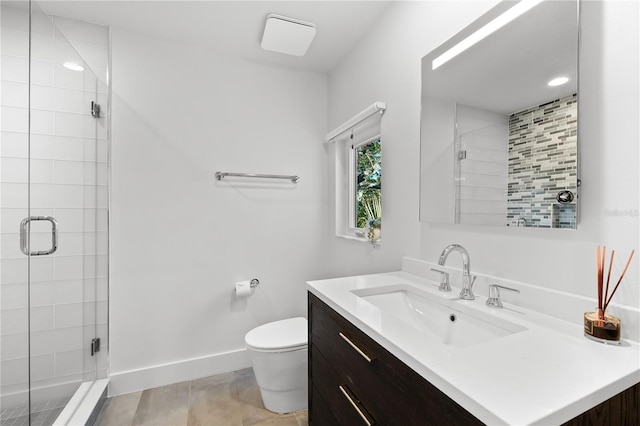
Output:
[245, 317, 307, 351]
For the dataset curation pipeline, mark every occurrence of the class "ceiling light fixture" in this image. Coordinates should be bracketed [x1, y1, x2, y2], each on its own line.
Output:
[432, 0, 544, 70]
[261, 14, 316, 57]
[548, 76, 570, 87]
[63, 61, 84, 72]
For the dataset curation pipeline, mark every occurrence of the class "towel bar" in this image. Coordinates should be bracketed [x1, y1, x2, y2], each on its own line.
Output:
[215, 172, 299, 183]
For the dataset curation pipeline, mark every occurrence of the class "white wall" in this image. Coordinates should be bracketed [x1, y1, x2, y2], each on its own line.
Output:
[420, 98, 456, 224]
[324, 3, 486, 279]
[329, 0, 639, 313]
[109, 27, 328, 393]
[328, 1, 501, 275]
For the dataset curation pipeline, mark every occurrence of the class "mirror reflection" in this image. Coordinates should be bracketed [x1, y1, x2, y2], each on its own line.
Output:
[420, 0, 579, 229]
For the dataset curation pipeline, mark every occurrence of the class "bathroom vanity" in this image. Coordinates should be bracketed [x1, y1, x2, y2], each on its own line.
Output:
[307, 261, 640, 425]
[308, 292, 481, 425]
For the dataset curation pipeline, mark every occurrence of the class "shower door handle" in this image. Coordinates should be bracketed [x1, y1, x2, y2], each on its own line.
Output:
[20, 216, 58, 256]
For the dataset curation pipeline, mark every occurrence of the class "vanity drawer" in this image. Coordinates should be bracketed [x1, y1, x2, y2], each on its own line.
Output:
[309, 292, 481, 426]
[309, 384, 340, 426]
[311, 346, 378, 426]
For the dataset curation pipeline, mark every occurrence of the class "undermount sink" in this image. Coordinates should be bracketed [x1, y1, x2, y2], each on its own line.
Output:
[351, 284, 527, 348]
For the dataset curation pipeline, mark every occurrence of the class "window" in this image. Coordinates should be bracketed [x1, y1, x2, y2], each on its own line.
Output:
[326, 102, 385, 243]
[351, 137, 381, 232]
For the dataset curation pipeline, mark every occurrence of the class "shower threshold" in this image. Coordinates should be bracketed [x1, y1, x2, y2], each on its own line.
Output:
[53, 379, 108, 426]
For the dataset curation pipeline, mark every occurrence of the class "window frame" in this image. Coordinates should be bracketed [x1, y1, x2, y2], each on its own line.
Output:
[327, 102, 385, 244]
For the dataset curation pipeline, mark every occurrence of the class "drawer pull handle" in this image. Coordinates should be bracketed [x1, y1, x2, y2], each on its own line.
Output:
[339, 332, 373, 363]
[339, 385, 373, 426]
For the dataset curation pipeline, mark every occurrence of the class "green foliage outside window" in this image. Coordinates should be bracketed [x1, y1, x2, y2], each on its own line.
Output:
[355, 139, 381, 229]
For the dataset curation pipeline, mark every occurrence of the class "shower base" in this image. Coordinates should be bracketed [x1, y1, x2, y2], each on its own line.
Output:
[1, 379, 107, 426]
[1, 397, 70, 426]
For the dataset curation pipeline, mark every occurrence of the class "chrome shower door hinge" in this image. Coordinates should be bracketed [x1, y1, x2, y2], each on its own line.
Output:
[91, 101, 101, 118]
[457, 150, 467, 160]
[91, 337, 101, 356]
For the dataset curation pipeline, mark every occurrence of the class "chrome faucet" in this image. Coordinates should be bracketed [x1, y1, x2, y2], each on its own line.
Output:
[438, 244, 476, 300]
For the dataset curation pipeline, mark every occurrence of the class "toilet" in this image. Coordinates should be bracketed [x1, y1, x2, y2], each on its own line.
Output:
[245, 317, 308, 413]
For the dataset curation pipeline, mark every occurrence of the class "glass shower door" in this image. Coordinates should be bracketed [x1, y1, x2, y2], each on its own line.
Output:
[1, 1, 109, 423]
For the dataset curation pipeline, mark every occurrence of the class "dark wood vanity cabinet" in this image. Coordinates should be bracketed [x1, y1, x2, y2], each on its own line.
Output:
[308, 292, 482, 426]
[308, 292, 640, 426]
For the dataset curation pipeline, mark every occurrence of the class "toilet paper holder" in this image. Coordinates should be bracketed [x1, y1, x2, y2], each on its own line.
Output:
[250, 279, 260, 288]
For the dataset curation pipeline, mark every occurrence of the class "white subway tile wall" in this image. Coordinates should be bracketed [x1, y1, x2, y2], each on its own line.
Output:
[455, 104, 509, 226]
[0, 3, 109, 413]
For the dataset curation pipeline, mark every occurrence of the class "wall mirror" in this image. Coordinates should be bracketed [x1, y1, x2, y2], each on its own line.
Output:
[420, 0, 579, 229]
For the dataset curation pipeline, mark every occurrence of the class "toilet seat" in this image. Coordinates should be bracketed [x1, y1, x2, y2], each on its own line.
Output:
[245, 317, 307, 352]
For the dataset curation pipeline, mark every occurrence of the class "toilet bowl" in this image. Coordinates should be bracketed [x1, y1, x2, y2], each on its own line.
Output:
[245, 317, 308, 413]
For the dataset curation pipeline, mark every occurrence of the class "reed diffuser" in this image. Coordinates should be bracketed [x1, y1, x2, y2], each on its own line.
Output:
[584, 246, 635, 344]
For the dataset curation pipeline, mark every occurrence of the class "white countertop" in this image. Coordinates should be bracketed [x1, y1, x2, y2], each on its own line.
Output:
[307, 270, 640, 425]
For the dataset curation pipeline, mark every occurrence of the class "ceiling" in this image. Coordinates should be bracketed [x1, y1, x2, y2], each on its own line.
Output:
[36, 0, 393, 74]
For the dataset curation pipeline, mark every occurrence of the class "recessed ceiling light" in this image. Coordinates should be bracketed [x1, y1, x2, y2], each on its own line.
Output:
[548, 77, 570, 87]
[63, 62, 84, 72]
[261, 14, 316, 57]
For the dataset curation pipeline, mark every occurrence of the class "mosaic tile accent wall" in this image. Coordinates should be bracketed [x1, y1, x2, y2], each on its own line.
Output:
[507, 94, 578, 228]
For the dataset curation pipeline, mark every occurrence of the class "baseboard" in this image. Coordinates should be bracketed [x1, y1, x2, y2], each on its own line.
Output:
[108, 348, 252, 396]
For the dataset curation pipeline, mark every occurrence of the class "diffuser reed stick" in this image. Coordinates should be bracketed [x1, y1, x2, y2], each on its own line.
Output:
[603, 249, 635, 312]
[604, 250, 615, 311]
[596, 246, 604, 314]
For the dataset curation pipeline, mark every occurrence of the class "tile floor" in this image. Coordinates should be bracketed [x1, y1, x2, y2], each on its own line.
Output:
[94, 368, 308, 426]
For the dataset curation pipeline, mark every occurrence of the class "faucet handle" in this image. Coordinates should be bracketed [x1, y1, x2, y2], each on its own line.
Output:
[486, 284, 520, 308]
[430, 268, 451, 292]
